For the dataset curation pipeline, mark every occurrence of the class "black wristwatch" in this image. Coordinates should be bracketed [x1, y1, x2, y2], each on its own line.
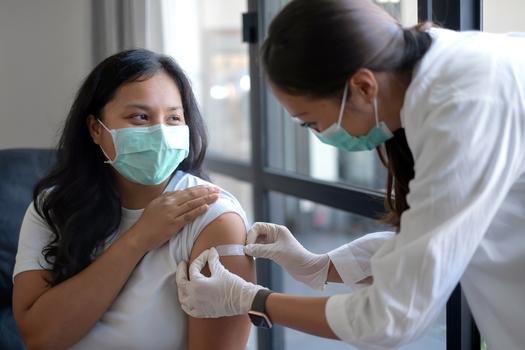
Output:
[248, 289, 274, 328]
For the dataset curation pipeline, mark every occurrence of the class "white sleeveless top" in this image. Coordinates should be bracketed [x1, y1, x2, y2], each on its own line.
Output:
[13, 171, 249, 349]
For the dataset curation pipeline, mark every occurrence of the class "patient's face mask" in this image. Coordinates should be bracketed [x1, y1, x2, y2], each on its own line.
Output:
[314, 83, 393, 151]
[98, 120, 190, 185]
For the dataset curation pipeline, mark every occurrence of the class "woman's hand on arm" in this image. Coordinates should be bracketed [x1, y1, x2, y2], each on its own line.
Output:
[128, 185, 220, 251]
[184, 212, 255, 350]
[13, 185, 219, 350]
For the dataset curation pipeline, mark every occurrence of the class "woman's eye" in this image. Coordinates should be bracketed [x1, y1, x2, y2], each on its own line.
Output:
[130, 114, 148, 122]
[168, 115, 183, 123]
[300, 122, 315, 129]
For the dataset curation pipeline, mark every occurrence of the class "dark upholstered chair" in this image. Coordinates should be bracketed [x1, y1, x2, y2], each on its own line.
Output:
[0, 148, 56, 350]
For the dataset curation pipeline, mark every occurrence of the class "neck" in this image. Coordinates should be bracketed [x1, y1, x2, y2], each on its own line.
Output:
[115, 171, 172, 209]
[377, 70, 412, 132]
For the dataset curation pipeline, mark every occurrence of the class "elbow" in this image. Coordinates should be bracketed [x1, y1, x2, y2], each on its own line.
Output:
[24, 337, 54, 350]
[345, 307, 427, 349]
[16, 312, 76, 350]
[373, 312, 428, 349]
[19, 326, 69, 350]
[24, 336, 69, 350]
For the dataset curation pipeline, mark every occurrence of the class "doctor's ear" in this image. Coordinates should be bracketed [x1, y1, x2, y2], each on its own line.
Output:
[87, 115, 103, 145]
[348, 68, 379, 104]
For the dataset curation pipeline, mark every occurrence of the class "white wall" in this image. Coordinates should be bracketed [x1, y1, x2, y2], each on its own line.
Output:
[0, 0, 93, 149]
[484, 0, 525, 32]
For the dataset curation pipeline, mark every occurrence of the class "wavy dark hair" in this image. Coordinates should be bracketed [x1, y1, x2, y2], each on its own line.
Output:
[262, 0, 433, 230]
[34, 49, 208, 285]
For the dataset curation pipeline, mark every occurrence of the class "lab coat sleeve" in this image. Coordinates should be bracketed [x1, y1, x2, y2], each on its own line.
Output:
[324, 96, 524, 349]
[328, 231, 395, 288]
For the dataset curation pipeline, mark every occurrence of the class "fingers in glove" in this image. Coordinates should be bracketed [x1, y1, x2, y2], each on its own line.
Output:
[176, 261, 189, 286]
[189, 249, 210, 279]
[243, 241, 277, 259]
[206, 247, 224, 275]
[175, 261, 190, 301]
[246, 222, 278, 244]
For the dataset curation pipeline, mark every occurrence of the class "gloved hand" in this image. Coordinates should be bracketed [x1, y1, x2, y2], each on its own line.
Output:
[244, 222, 330, 290]
[176, 247, 265, 318]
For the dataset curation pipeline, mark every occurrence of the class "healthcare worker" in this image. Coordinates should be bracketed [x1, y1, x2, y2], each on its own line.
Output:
[176, 0, 525, 348]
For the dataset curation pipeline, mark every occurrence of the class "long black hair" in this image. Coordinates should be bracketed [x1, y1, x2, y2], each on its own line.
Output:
[34, 49, 208, 285]
[262, 0, 433, 230]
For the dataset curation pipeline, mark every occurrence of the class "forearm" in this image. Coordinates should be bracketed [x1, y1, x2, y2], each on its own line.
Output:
[20, 229, 146, 350]
[266, 293, 338, 340]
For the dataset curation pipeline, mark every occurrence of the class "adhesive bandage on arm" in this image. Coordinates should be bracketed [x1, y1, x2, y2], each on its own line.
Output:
[214, 244, 245, 257]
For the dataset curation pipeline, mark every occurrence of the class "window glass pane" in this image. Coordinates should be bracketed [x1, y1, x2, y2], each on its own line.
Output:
[483, 0, 525, 32]
[268, 192, 446, 350]
[162, 0, 250, 161]
[263, 1, 417, 191]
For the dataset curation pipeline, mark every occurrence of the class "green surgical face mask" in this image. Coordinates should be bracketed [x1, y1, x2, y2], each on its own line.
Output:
[98, 120, 190, 185]
[314, 83, 393, 151]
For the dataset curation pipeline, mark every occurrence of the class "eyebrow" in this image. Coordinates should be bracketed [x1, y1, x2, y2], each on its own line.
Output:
[125, 103, 183, 112]
[293, 112, 307, 118]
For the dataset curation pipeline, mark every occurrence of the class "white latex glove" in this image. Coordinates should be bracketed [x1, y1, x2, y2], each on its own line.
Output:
[176, 247, 265, 318]
[244, 222, 330, 290]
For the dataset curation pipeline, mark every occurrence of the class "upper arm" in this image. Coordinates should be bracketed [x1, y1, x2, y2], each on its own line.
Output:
[187, 212, 255, 350]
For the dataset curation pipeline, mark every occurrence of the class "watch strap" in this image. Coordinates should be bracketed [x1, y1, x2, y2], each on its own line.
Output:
[250, 288, 274, 313]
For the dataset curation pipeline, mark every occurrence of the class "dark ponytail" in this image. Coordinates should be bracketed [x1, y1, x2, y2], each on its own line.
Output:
[378, 23, 432, 229]
[262, 0, 433, 230]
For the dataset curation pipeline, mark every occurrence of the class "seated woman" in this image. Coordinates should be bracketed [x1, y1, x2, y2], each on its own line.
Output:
[12, 49, 254, 350]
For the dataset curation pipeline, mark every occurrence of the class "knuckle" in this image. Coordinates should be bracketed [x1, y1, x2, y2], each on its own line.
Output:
[173, 217, 184, 228]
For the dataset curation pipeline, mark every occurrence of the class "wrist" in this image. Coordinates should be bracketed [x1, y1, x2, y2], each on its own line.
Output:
[240, 282, 266, 314]
[120, 227, 149, 258]
[291, 253, 330, 290]
[247, 288, 274, 328]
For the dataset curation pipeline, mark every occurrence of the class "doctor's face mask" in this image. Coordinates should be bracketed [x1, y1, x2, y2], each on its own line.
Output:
[314, 83, 393, 152]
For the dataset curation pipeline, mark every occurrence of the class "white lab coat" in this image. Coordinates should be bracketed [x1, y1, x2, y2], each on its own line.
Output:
[325, 28, 525, 350]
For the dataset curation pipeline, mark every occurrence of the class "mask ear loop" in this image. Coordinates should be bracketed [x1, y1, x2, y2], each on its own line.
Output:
[373, 98, 380, 126]
[97, 119, 114, 164]
[337, 82, 350, 127]
[373, 97, 388, 159]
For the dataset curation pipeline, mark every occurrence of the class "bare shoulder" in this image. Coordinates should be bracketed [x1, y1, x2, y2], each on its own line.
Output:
[189, 212, 247, 263]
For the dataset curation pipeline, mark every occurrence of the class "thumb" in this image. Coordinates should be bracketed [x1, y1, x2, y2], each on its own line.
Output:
[207, 247, 225, 275]
[247, 222, 279, 245]
[189, 249, 210, 279]
[175, 261, 189, 288]
[243, 242, 276, 259]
